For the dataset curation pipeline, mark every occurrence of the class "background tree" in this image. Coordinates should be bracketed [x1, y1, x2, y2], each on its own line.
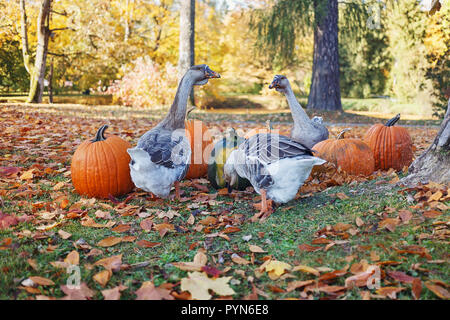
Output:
[20, 0, 52, 103]
[178, 0, 195, 105]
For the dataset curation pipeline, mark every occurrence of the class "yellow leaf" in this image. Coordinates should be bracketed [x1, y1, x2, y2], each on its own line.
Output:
[180, 272, 235, 300]
[292, 265, 320, 276]
[20, 169, 34, 180]
[172, 251, 207, 271]
[265, 260, 291, 277]
[53, 182, 65, 191]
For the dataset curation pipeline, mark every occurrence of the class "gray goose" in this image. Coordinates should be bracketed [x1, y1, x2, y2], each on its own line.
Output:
[127, 64, 220, 199]
[269, 75, 329, 149]
[224, 133, 325, 221]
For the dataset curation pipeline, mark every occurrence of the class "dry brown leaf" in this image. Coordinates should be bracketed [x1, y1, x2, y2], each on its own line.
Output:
[93, 269, 112, 287]
[28, 276, 55, 286]
[97, 237, 123, 247]
[64, 250, 79, 265]
[249, 244, 266, 253]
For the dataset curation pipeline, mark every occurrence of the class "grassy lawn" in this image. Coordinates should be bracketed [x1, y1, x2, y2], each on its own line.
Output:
[0, 103, 448, 300]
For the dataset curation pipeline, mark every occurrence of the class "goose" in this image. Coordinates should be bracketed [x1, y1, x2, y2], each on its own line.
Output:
[224, 133, 325, 221]
[127, 64, 220, 199]
[269, 75, 329, 149]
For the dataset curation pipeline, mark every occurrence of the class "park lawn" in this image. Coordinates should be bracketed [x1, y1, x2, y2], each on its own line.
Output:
[0, 103, 448, 300]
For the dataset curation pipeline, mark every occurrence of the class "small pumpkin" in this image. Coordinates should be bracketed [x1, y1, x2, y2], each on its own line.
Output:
[208, 129, 251, 190]
[184, 119, 214, 179]
[363, 114, 413, 171]
[313, 128, 375, 176]
[71, 125, 134, 199]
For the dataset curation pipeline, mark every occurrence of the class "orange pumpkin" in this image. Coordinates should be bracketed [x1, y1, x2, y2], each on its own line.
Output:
[184, 119, 214, 179]
[313, 129, 375, 176]
[71, 125, 134, 199]
[363, 114, 413, 171]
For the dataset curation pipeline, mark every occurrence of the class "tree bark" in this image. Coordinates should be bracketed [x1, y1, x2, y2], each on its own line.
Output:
[48, 57, 54, 103]
[307, 0, 342, 111]
[401, 98, 450, 185]
[178, 0, 195, 106]
[19, 0, 32, 74]
[27, 0, 52, 103]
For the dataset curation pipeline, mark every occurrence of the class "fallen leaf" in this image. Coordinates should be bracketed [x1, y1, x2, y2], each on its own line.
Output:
[94, 254, 122, 272]
[292, 265, 320, 277]
[64, 250, 79, 265]
[93, 269, 112, 287]
[101, 285, 127, 300]
[28, 276, 54, 286]
[376, 286, 405, 299]
[180, 272, 235, 300]
[249, 244, 266, 253]
[58, 230, 72, 239]
[60, 283, 95, 300]
[231, 254, 250, 265]
[136, 240, 161, 248]
[135, 281, 174, 300]
[97, 237, 122, 247]
[424, 281, 450, 299]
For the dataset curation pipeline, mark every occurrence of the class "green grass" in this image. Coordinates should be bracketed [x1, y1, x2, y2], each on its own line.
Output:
[1, 172, 448, 300]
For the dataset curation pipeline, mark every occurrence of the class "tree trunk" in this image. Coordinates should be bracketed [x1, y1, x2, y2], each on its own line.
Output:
[307, 0, 342, 111]
[401, 98, 450, 185]
[19, 0, 32, 74]
[48, 57, 54, 103]
[27, 0, 52, 103]
[178, 0, 195, 106]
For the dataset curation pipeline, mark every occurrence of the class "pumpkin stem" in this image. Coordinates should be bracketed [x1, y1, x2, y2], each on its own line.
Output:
[385, 114, 400, 126]
[92, 125, 108, 142]
[337, 128, 351, 140]
[186, 106, 196, 118]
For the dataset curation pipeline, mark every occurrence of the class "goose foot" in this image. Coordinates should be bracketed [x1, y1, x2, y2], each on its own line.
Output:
[251, 190, 273, 223]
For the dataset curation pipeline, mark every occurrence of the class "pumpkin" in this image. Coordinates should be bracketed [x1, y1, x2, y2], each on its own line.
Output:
[184, 119, 214, 179]
[363, 114, 413, 171]
[313, 128, 375, 176]
[208, 129, 251, 190]
[71, 125, 134, 199]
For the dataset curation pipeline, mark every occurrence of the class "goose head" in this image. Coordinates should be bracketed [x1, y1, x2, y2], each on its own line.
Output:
[189, 64, 221, 86]
[269, 75, 289, 93]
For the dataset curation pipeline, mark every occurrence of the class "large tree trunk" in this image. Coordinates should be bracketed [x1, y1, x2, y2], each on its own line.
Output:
[27, 0, 52, 103]
[402, 99, 450, 185]
[178, 0, 195, 106]
[307, 0, 342, 111]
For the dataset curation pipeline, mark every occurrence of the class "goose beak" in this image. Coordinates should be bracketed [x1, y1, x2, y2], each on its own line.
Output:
[207, 70, 221, 79]
[269, 79, 279, 89]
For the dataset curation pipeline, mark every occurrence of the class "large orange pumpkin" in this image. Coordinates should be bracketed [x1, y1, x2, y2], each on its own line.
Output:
[71, 125, 134, 199]
[184, 119, 214, 179]
[363, 114, 413, 171]
[313, 129, 375, 176]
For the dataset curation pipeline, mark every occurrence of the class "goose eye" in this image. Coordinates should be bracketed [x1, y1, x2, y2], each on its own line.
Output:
[130, 160, 135, 165]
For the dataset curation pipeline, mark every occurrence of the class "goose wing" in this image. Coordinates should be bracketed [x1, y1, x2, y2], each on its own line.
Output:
[243, 133, 313, 165]
[137, 128, 190, 174]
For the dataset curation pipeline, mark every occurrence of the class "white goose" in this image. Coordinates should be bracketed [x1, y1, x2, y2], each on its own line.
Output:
[224, 133, 325, 221]
[127, 64, 220, 199]
[269, 75, 329, 149]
